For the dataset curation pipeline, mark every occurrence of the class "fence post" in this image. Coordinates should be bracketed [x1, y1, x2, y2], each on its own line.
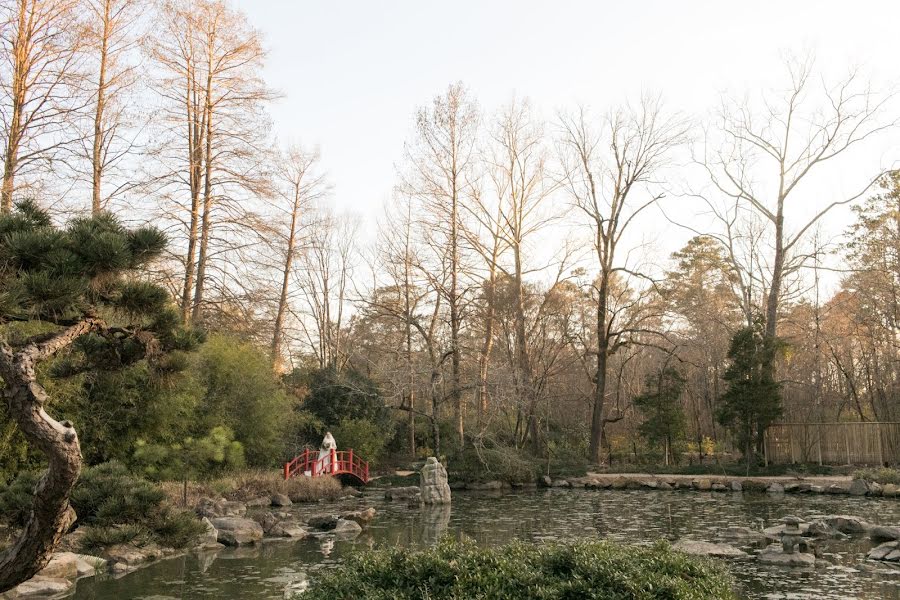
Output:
[284, 462, 290, 480]
[331, 448, 337, 475]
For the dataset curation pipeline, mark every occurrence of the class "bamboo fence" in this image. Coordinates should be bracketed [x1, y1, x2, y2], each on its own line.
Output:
[764, 422, 900, 466]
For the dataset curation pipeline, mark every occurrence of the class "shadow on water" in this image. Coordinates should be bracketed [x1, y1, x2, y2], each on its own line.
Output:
[71, 489, 900, 599]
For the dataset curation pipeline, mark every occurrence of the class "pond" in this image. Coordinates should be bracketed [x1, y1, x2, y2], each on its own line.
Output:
[71, 488, 900, 599]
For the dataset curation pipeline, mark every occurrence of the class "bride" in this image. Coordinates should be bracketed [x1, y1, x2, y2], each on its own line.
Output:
[317, 432, 337, 474]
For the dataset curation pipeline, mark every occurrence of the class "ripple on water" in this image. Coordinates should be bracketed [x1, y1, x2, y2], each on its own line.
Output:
[72, 489, 900, 599]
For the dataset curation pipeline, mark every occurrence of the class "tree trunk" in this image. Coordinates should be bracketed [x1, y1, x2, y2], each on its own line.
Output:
[0, 320, 104, 592]
[91, 0, 110, 215]
[589, 271, 610, 464]
[271, 184, 300, 372]
[191, 66, 214, 325]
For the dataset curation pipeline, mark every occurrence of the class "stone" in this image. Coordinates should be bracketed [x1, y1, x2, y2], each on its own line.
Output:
[384, 486, 421, 501]
[332, 518, 363, 536]
[809, 485, 825, 494]
[887, 549, 900, 562]
[758, 544, 815, 567]
[37, 553, 78, 580]
[8, 576, 74, 597]
[253, 511, 278, 535]
[420, 457, 452, 504]
[711, 483, 727, 492]
[806, 520, 843, 538]
[868, 541, 898, 561]
[271, 493, 293, 507]
[210, 517, 264, 546]
[657, 481, 673, 491]
[730, 480, 743, 492]
[245, 497, 270, 507]
[849, 479, 870, 496]
[611, 477, 629, 490]
[871, 526, 900, 542]
[822, 515, 872, 534]
[827, 483, 850, 495]
[196, 497, 247, 518]
[340, 507, 377, 526]
[307, 515, 339, 530]
[870, 482, 884, 496]
[539, 475, 552, 487]
[102, 542, 169, 572]
[672, 539, 747, 558]
[197, 517, 220, 548]
[270, 523, 309, 538]
[694, 479, 712, 491]
[640, 480, 658, 490]
[551, 479, 571, 488]
[767, 482, 785, 494]
[884, 483, 900, 497]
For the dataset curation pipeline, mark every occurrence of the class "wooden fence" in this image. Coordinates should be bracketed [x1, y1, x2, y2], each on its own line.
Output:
[764, 422, 900, 466]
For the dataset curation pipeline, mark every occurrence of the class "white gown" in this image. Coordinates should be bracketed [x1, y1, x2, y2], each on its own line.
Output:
[317, 432, 337, 474]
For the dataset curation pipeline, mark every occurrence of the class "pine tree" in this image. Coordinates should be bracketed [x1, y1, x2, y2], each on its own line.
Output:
[0, 200, 195, 591]
[634, 366, 686, 466]
[716, 319, 782, 469]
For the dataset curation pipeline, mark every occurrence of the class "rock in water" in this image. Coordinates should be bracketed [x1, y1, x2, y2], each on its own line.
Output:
[672, 539, 748, 558]
[210, 517, 264, 546]
[758, 544, 815, 567]
[420, 456, 451, 504]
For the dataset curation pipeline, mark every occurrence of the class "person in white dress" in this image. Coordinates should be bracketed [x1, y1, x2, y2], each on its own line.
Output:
[317, 432, 337, 474]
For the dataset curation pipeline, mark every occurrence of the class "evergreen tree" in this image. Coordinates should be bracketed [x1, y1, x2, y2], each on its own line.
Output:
[0, 201, 194, 591]
[634, 366, 686, 465]
[716, 319, 782, 468]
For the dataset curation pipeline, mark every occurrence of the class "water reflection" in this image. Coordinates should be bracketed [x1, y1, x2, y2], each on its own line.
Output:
[72, 489, 900, 599]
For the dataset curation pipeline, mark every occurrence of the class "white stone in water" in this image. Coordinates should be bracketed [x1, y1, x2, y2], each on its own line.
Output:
[758, 544, 815, 567]
[420, 456, 451, 504]
[672, 539, 748, 558]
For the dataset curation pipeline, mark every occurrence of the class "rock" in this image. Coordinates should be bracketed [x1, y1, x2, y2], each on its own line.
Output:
[849, 479, 870, 496]
[730, 480, 743, 492]
[103, 542, 170, 572]
[245, 497, 270, 507]
[420, 457, 452, 504]
[809, 485, 825, 494]
[758, 544, 815, 566]
[868, 541, 898, 561]
[384, 486, 421, 501]
[539, 475, 552, 487]
[611, 477, 629, 490]
[711, 483, 727, 492]
[196, 497, 247, 518]
[767, 482, 785, 494]
[7, 576, 74, 597]
[269, 522, 309, 538]
[551, 479, 571, 488]
[871, 526, 900, 542]
[870, 482, 884, 496]
[657, 481, 673, 491]
[694, 479, 712, 491]
[822, 515, 872, 534]
[340, 507, 377, 526]
[672, 539, 747, 558]
[37, 553, 78, 580]
[640, 480, 658, 490]
[307, 515, 339, 530]
[468, 480, 505, 491]
[827, 483, 850, 495]
[332, 518, 363, 536]
[70, 553, 106, 578]
[806, 520, 844, 538]
[210, 517, 264, 546]
[718, 526, 766, 545]
[270, 493, 292, 507]
[252, 511, 278, 535]
[883, 483, 900, 497]
[197, 517, 220, 548]
[674, 480, 692, 490]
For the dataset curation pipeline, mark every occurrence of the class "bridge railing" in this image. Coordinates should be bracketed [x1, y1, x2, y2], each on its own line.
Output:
[283, 448, 369, 483]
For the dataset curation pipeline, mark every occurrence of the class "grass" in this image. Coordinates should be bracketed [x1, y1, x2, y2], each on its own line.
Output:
[300, 538, 736, 599]
[158, 469, 345, 507]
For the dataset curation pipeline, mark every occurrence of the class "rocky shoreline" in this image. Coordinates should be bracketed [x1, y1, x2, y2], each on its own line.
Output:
[448, 473, 896, 497]
[0, 492, 378, 599]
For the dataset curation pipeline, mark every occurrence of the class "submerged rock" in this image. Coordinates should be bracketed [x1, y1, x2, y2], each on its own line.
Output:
[758, 544, 815, 567]
[384, 486, 421, 502]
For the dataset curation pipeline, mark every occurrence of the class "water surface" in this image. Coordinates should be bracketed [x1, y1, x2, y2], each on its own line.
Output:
[71, 488, 900, 599]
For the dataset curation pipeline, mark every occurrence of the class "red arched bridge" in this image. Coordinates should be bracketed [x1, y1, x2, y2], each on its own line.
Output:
[283, 448, 370, 484]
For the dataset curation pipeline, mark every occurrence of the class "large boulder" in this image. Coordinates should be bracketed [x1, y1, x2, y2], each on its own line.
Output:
[197, 517, 221, 549]
[340, 507, 377, 526]
[271, 493, 292, 507]
[820, 515, 872, 534]
[210, 517, 264, 546]
[871, 526, 900, 542]
[5, 576, 74, 598]
[420, 457, 451, 504]
[384, 486, 421, 502]
[672, 539, 748, 558]
[849, 479, 870, 496]
[868, 541, 900, 562]
[332, 519, 363, 536]
[307, 514, 339, 530]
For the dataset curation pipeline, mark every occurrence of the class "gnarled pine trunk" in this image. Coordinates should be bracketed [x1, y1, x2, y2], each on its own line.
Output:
[0, 320, 102, 592]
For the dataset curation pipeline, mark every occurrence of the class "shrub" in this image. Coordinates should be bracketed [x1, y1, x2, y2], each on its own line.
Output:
[150, 510, 206, 549]
[331, 418, 390, 466]
[168, 469, 346, 505]
[79, 524, 149, 554]
[0, 470, 41, 527]
[71, 462, 167, 526]
[301, 538, 736, 599]
[449, 446, 539, 484]
[855, 467, 900, 485]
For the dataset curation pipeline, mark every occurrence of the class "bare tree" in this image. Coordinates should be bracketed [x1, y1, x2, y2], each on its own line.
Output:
[703, 59, 895, 345]
[269, 143, 328, 373]
[400, 82, 479, 446]
[82, 0, 145, 214]
[0, 0, 86, 211]
[559, 96, 688, 463]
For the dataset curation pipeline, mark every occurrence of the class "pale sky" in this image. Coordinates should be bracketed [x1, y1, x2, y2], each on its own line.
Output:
[232, 0, 900, 290]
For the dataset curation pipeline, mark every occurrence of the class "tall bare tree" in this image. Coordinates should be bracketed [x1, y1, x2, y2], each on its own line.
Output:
[400, 82, 479, 446]
[83, 0, 145, 214]
[0, 0, 85, 211]
[560, 96, 688, 463]
[269, 143, 327, 373]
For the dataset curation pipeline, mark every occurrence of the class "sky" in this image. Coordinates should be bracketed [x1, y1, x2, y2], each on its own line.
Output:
[231, 0, 900, 290]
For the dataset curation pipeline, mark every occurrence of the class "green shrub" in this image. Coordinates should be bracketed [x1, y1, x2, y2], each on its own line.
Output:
[71, 462, 167, 526]
[78, 524, 149, 554]
[855, 467, 900, 485]
[150, 510, 206, 549]
[449, 446, 539, 484]
[0, 470, 41, 527]
[331, 418, 390, 466]
[301, 538, 736, 599]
